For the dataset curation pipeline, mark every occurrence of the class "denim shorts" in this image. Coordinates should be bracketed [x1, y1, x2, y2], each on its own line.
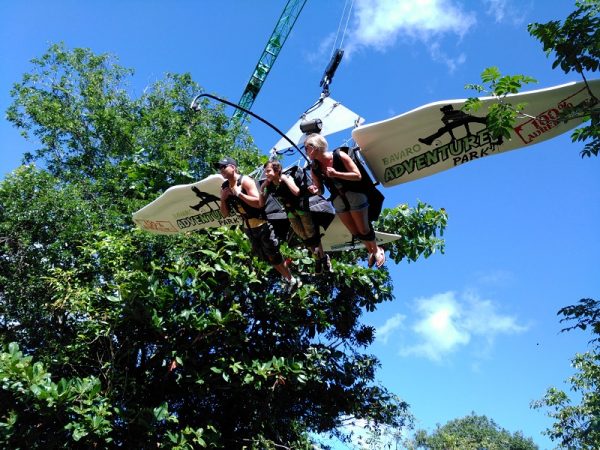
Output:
[332, 191, 369, 213]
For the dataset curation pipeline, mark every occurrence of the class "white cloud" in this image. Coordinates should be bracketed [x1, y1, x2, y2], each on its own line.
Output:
[315, 417, 411, 449]
[428, 42, 467, 73]
[482, 0, 530, 26]
[401, 290, 527, 362]
[346, 0, 477, 55]
[474, 269, 514, 286]
[484, 0, 508, 22]
[376, 313, 406, 344]
[304, 32, 337, 65]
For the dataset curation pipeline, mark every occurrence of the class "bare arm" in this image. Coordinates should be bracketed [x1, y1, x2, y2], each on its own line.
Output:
[280, 174, 300, 196]
[308, 168, 322, 195]
[236, 176, 262, 208]
[220, 187, 232, 218]
[258, 180, 269, 208]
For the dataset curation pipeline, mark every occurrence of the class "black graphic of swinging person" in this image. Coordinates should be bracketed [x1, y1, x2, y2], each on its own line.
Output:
[189, 186, 220, 212]
[419, 105, 488, 146]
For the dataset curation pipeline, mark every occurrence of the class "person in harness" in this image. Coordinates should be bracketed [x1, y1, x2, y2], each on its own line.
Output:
[259, 160, 332, 274]
[216, 157, 301, 292]
[305, 134, 386, 268]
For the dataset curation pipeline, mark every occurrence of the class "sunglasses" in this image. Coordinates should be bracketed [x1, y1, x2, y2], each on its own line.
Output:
[218, 164, 229, 170]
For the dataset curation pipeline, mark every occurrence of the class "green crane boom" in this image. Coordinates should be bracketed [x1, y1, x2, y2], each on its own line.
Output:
[233, 0, 308, 120]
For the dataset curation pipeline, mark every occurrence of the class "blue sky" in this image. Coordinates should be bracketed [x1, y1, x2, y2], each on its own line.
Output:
[1, 1, 598, 448]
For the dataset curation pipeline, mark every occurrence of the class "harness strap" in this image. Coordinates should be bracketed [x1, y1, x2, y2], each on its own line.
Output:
[332, 150, 351, 211]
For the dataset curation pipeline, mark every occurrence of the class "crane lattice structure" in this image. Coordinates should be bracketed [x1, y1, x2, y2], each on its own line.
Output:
[233, 0, 308, 121]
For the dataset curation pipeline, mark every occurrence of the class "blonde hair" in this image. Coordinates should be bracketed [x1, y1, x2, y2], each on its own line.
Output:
[304, 133, 328, 152]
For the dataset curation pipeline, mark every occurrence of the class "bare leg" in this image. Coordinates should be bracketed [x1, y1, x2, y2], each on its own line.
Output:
[271, 259, 292, 280]
[337, 211, 360, 236]
[349, 208, 370, 235]
[275, 263, 292, 280]
[347, 208, 377, 254]
[273, 259, 302, 292]
[338, 208, 386, 268]
[312, 242, 325, 258]
[350, 208, 385, 267]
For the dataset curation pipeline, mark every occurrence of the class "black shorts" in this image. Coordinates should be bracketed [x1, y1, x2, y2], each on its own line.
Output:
[244, 222, 283, 265]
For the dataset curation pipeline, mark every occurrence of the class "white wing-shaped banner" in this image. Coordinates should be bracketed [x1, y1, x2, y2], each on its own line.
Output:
[353, 79, 600, 187]
[271, 96, 364, 153]
[132, 175, 240, 234]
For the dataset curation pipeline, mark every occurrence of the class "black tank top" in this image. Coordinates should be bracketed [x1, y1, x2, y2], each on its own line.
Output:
[221, 176, 265, 220]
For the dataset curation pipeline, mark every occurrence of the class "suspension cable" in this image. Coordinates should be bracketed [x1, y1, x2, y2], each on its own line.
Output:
[331, 0, 355, 55]
[338, 0, 354, 51]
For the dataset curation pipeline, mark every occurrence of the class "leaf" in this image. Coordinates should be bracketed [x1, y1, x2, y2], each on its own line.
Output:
[153, 402, 170, 421]
[481, 66, 501, 83]
[72, 426, 88, 441]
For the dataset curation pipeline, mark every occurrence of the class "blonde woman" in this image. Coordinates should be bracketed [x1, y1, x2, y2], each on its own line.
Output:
[305, 134, 385, 268]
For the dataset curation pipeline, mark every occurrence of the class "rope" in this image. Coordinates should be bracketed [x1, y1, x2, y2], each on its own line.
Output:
[338, 0, 354, 50]
[331, 0, 354, 55]
[331, 0, 348, 55]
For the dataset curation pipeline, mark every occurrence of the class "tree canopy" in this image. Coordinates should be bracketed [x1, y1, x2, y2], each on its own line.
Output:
[413, 413, 538, 450]
[532, 298, 600, 450]
[0, 43, 447, 449]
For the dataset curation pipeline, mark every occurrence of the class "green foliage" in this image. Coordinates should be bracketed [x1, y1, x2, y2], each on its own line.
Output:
[528, 0, 599, 157]
[570, 116, 600, 157]
[1, 43, 446, 448]
[376, 202, 447, 264]
[412, 413, 538, 450]
[0, 342, 112, 448]
[527, 0, 600, 75]
[5, 42, 262, 199]
[464, 67, 537, 141]
[0, 165, 102, 356]
[334, 201, 447, 270]
[528, 0, 600, 158]
[532, 298, 600, 449]
[465, 2, 600, 157]
[557, 297, 600, 340]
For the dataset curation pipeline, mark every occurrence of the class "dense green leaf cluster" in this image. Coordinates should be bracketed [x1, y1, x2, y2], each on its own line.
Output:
[0, 342, 113, 448]
[376, 202, 447, 264]
[464, 67, 537, 142]
[412, 414, 538, 450]
[528, 0, 600, 158]
[0, 44, 446, 448]
[528, 0, 600, 75]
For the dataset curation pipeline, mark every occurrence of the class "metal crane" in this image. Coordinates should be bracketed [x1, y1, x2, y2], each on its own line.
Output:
[233, 0, 308, 121]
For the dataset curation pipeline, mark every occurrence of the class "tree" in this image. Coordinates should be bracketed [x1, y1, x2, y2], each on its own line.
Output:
[411, 413, 538, 450]
[531, 298, 600, 449]
[465, 0, 599, 157]
[1, 43, 447, 449]
[464, 67, 537, 142]
[462, 4, 599, 442]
